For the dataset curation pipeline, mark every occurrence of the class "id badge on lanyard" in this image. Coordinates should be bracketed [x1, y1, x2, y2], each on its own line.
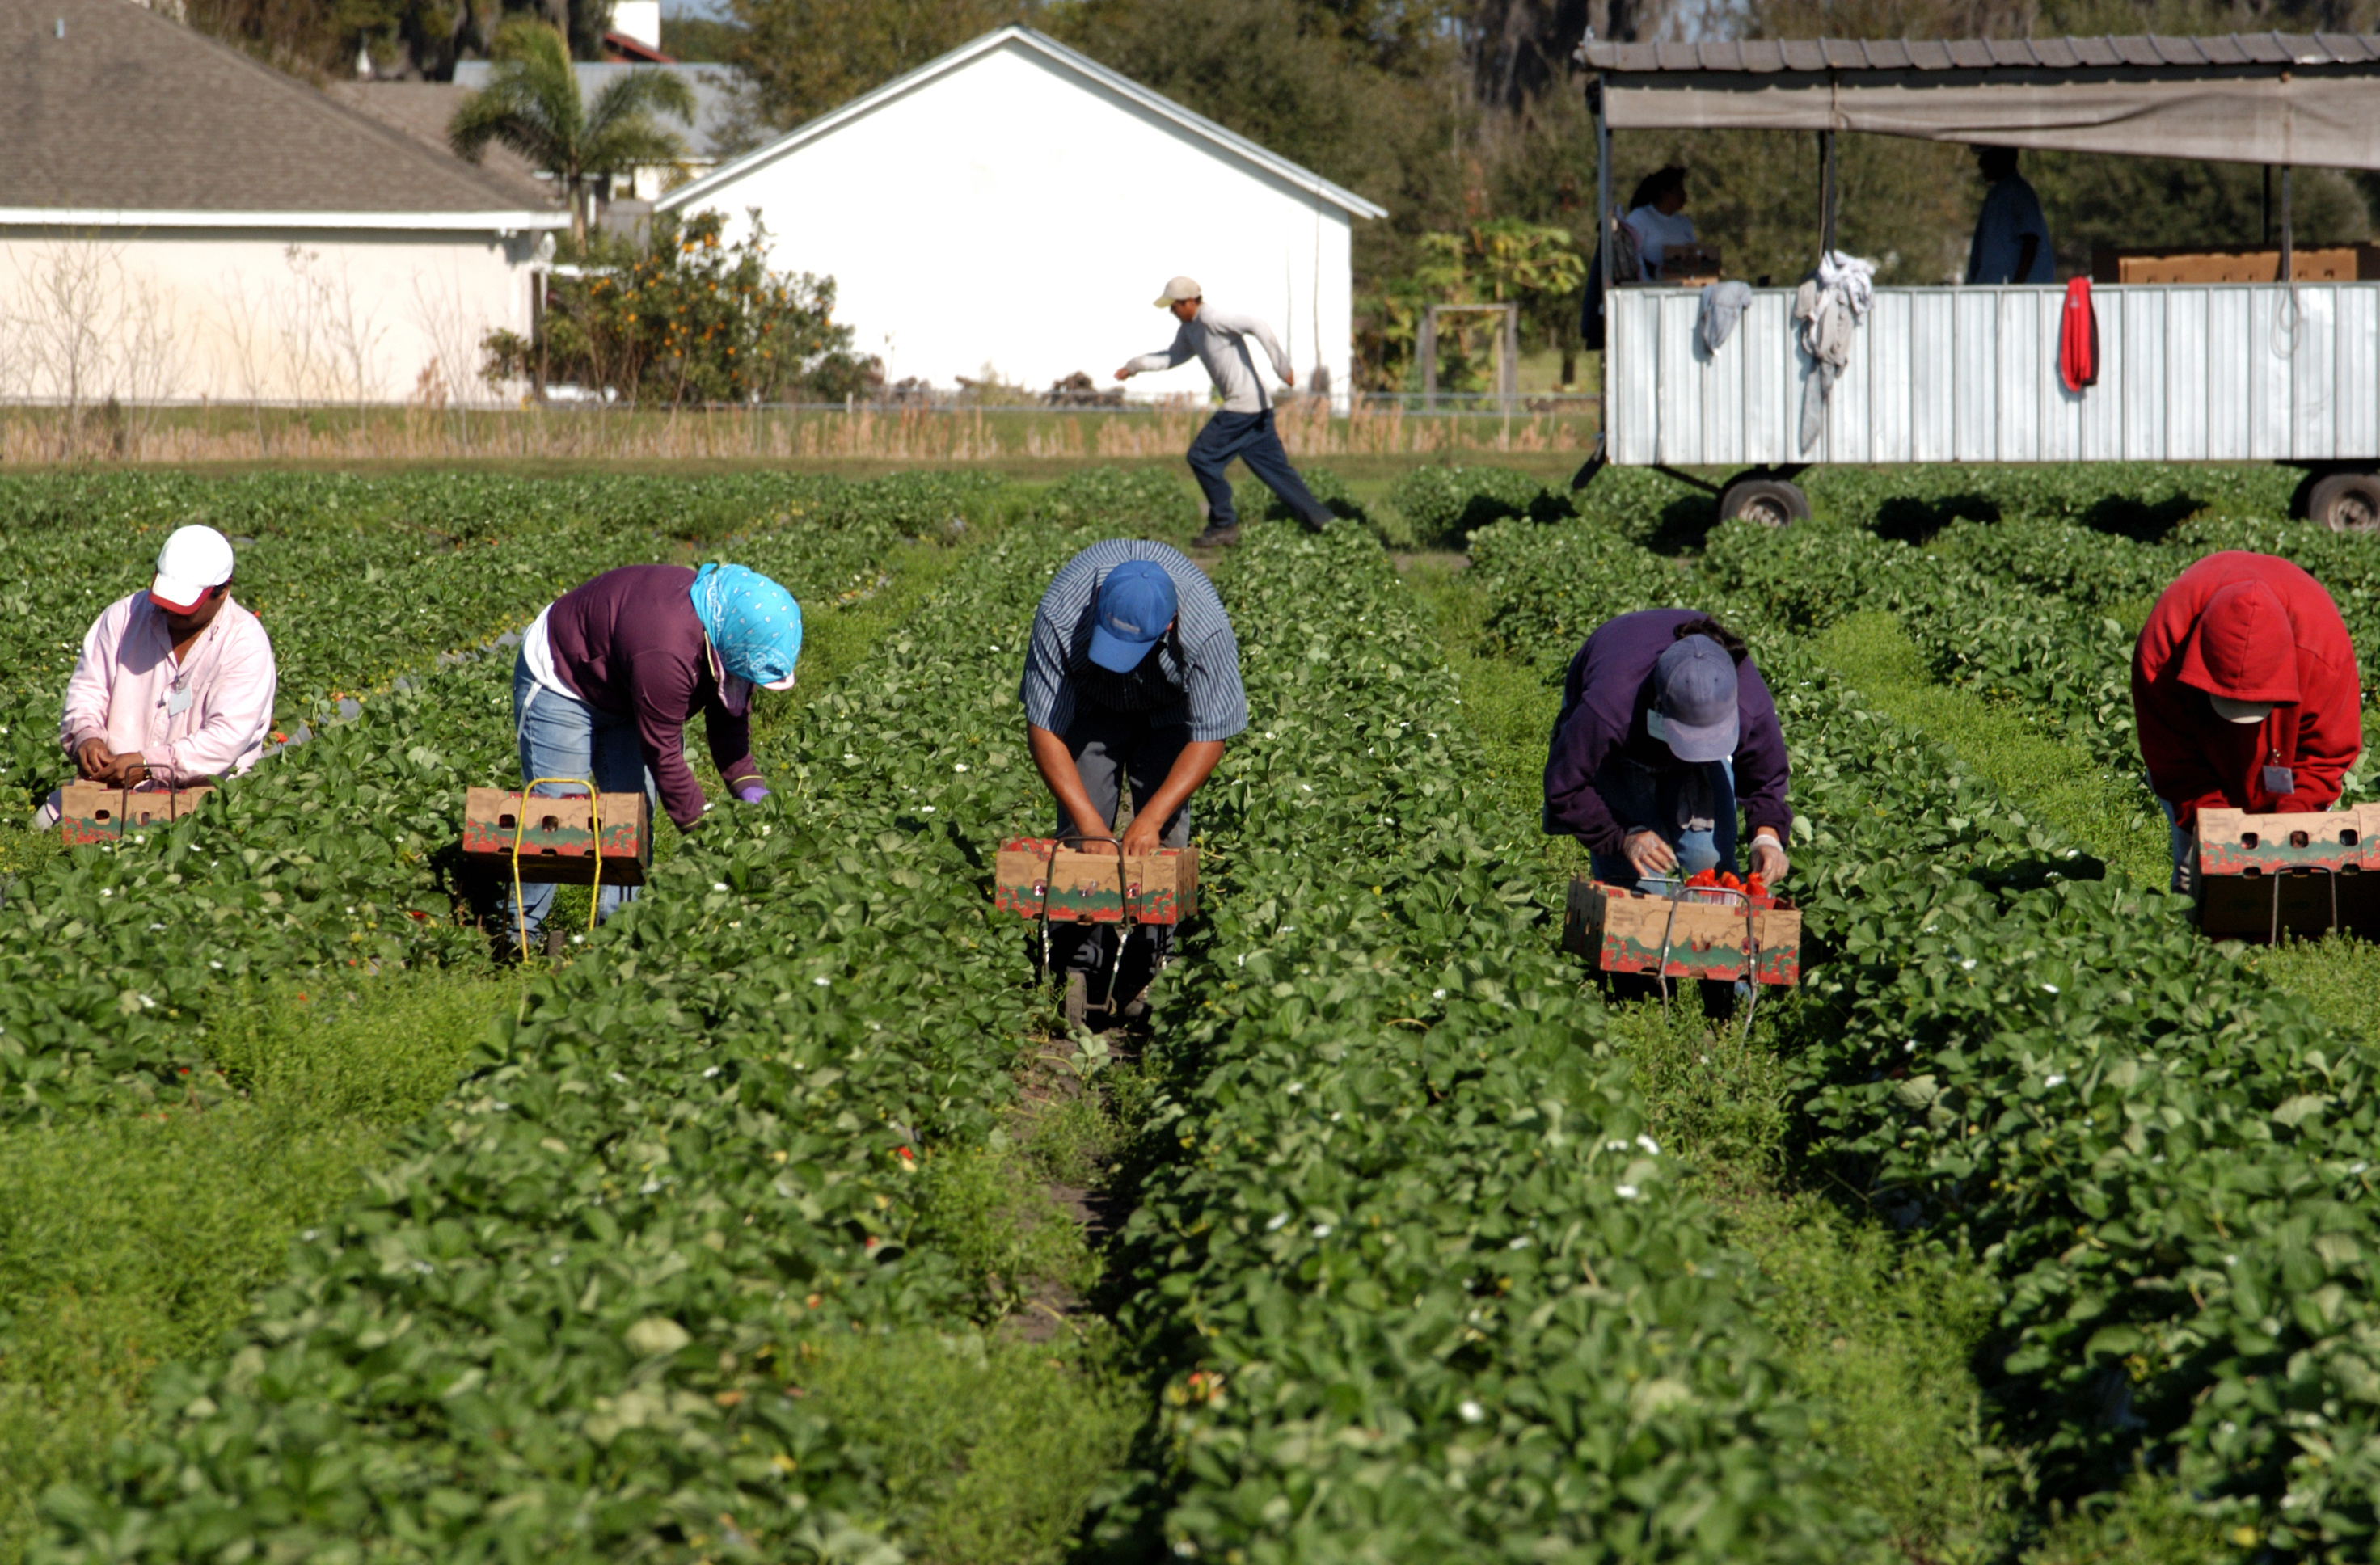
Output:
[2263, 764, 2296, 797]
[167, 683, 193, 718]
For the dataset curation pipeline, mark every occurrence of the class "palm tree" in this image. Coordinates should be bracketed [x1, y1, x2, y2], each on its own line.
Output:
[449, 19, 697, 246]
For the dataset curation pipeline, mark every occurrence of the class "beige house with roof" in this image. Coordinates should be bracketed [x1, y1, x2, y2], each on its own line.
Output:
[1, 0, 564, 406]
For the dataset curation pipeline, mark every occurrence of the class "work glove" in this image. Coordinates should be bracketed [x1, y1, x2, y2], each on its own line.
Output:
[732, 781, 771, 804]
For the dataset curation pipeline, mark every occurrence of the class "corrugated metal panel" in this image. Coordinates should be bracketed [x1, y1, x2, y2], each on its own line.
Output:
[1997, 289, 2040, 458]
[1952, 292, 1997, 459]
[2206, 289, 2252, 458]
[1867, 290, 1912, 462]
[1606, 281, 2380, 467]
[1743, 291, 1791, 460]
[1610, 293, 1658, 465]
[2123, 289, 2166, 459]
[1580, 32, 2380, 73]
[1656, 292, 1701, 464]
[2293, 286, 2337, 458]
[2036, 296, 2080, 462]
[2166, 288, 2209, 459]
[1909, 291, 1956, 461]
[2250, 286, 2293, 458]
[2340, 287, 2378, 456]
[2082, 293, 2124, 458]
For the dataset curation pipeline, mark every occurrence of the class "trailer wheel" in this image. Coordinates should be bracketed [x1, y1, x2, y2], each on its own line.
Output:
[1718, 477, 1809, 529]
[2309, 472, 2380, 534]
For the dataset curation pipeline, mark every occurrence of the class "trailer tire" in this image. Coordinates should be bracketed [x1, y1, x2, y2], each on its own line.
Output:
[1718, 477, 1809, 529]
[2309, 472, 2380, 534]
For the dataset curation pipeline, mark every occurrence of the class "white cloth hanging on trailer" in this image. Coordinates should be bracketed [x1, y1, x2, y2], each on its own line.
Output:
[1697, 281, 1753, 353]
[1579, 34, 2380, 172]
[1793, 252, 1876, 449]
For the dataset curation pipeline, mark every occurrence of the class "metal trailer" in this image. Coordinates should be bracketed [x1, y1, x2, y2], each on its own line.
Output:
[1574, 32, 2380, 530]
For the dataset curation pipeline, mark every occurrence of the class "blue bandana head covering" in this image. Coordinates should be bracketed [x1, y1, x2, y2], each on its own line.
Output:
[690, 563, 802, 686]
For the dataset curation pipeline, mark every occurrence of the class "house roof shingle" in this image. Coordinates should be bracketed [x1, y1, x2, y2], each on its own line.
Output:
[0, 0, 561, 220]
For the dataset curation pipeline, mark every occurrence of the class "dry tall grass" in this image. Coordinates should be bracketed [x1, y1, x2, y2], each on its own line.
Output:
[0, 398, 1599, 466]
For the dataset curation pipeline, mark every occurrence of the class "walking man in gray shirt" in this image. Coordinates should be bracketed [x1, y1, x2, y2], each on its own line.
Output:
[1114, 276, 1336, 548]
[1021, 538, 1246, 1019]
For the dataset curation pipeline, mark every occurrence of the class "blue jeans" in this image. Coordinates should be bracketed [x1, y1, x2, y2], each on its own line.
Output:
[1187, 407, 1331, 529]
[1589, 753, 1739, 892]
[2158, 797, 2194, 895]
[508, 654, 655, 941]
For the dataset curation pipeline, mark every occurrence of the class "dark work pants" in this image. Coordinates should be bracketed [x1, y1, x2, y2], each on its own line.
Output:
[1047, 711, 1192, 977]
[1186, 407, 1332, 529]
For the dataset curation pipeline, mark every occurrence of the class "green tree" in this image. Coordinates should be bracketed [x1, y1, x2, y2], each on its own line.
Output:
[449, 17, 695, 243]
[728, 0, 1033, 129]
[478, 208, 873, 404]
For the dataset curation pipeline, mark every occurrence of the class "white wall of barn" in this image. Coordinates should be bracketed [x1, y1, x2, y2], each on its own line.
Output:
[672, 44, 1362, 405]
[0, 227, 538, 406]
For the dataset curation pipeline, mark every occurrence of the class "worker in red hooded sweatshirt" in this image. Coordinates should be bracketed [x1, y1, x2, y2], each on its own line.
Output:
[2133, 550, 2362, 894]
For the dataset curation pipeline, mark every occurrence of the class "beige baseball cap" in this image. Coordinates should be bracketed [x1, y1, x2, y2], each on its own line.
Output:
[1154, 275, 1202, 307]
[2209, 694, 2276, 724]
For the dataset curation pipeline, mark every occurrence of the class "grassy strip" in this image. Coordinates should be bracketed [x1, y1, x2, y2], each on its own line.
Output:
[1401, 558, 2023, 1561]
[1808, 610, 2170, 885]
[0, 972, 513, 1562]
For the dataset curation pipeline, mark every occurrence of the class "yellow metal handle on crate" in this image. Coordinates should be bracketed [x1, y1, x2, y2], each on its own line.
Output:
[514, 778, 602, 958]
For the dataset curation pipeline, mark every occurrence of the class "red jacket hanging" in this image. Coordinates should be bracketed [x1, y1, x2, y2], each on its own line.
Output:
[2132, 550, 2361, 828]
[2059, 277, 2099, 392]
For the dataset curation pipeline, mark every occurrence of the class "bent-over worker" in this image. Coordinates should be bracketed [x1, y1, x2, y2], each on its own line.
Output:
[1022, 538, 1246, 1019]
[1114, 276, 1335, 549]
[49, 524, 277, 824]
[1543, 610, 1792, 892]
[2133, 550, 2360, 894]
[508, 562, 800, 944]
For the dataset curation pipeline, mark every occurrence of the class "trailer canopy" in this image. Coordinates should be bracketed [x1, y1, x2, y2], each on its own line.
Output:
[1578, 33, 2380, 171]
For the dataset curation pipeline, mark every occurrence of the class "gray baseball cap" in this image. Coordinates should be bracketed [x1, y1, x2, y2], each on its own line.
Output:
[1647, 635, 1740, 762]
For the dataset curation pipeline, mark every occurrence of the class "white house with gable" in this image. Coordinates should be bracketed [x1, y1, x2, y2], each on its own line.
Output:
[656, 27, 1386, 405]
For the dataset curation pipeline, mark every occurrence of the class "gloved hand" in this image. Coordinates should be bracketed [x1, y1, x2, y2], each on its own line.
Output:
[1750, 832, 1790, 884]
[732, 780, 771, 804]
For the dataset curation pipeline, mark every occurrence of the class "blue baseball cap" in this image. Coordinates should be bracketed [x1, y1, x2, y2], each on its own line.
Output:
[1647, 635, 1740, 762]
[1087, 560, 1178, 673]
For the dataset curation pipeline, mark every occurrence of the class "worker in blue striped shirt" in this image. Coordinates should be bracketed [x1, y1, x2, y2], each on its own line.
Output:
[1021, 538, 1246, 1015]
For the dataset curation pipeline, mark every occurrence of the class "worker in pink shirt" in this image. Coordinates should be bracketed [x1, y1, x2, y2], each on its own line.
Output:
[46, 525, 277, 821]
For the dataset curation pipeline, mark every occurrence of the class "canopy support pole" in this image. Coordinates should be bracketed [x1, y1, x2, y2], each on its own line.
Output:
[1818, 129, 1838, 259]
[2281, 164, 2295, 281]
[1593, 78, 1612, 441]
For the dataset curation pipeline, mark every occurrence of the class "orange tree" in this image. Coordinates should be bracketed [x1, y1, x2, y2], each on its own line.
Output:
[481, 209, 876, 406]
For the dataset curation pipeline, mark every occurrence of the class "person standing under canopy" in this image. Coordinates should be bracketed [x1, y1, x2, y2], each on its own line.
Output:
[1021, 538, 1246, 1022]
[1965, 146, 2056, 285]
[1113, 276, 1335, 549]
[508, 561, 800, 946]
[2133, 550, 2360, 894]
[49, 524, 277, 823]
[1543, 609, 1793, 892]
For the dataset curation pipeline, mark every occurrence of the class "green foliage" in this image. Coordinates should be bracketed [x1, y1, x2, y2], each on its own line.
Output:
[447, 18, 694, 240]
[1386, 462, 1565, 547]
[479, 209, 868, 406]
[914, 1140, 1101, 1314]
[728, 0, 1031, 129]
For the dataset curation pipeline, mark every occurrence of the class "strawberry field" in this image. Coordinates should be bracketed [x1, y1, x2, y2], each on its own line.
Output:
[2, 459, 2378, 1563]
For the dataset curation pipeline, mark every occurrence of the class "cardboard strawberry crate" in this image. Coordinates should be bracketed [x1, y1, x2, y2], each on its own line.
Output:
[2195, 804, 2380, 939]
[992, 837, 1198, 925]
[58, 781, 215, 845]
[1562, 877, 1801, 986]
[460, 787, 652, 887]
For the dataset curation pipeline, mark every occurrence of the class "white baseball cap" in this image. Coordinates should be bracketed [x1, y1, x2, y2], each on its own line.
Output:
[150, 525, 235, 614]
[1154, 275, 1202, 307]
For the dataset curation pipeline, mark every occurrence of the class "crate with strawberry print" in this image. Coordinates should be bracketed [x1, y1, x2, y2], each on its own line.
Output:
[58, 781, 215, 845]
[991, 837, 1198, 924]
[460, 787, 652, 886]
[2194, 803, 2380, 939]
[1562, 877, 1801, 985]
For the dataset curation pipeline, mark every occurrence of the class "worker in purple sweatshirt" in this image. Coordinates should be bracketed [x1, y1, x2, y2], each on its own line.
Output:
[1543, 610, 1792, 893]
[507, 561, 801, 947]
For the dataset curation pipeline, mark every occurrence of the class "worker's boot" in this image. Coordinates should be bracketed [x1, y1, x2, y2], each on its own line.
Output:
[1191, 522, 1241, 549]
[1063, 972, 1089, 1030]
